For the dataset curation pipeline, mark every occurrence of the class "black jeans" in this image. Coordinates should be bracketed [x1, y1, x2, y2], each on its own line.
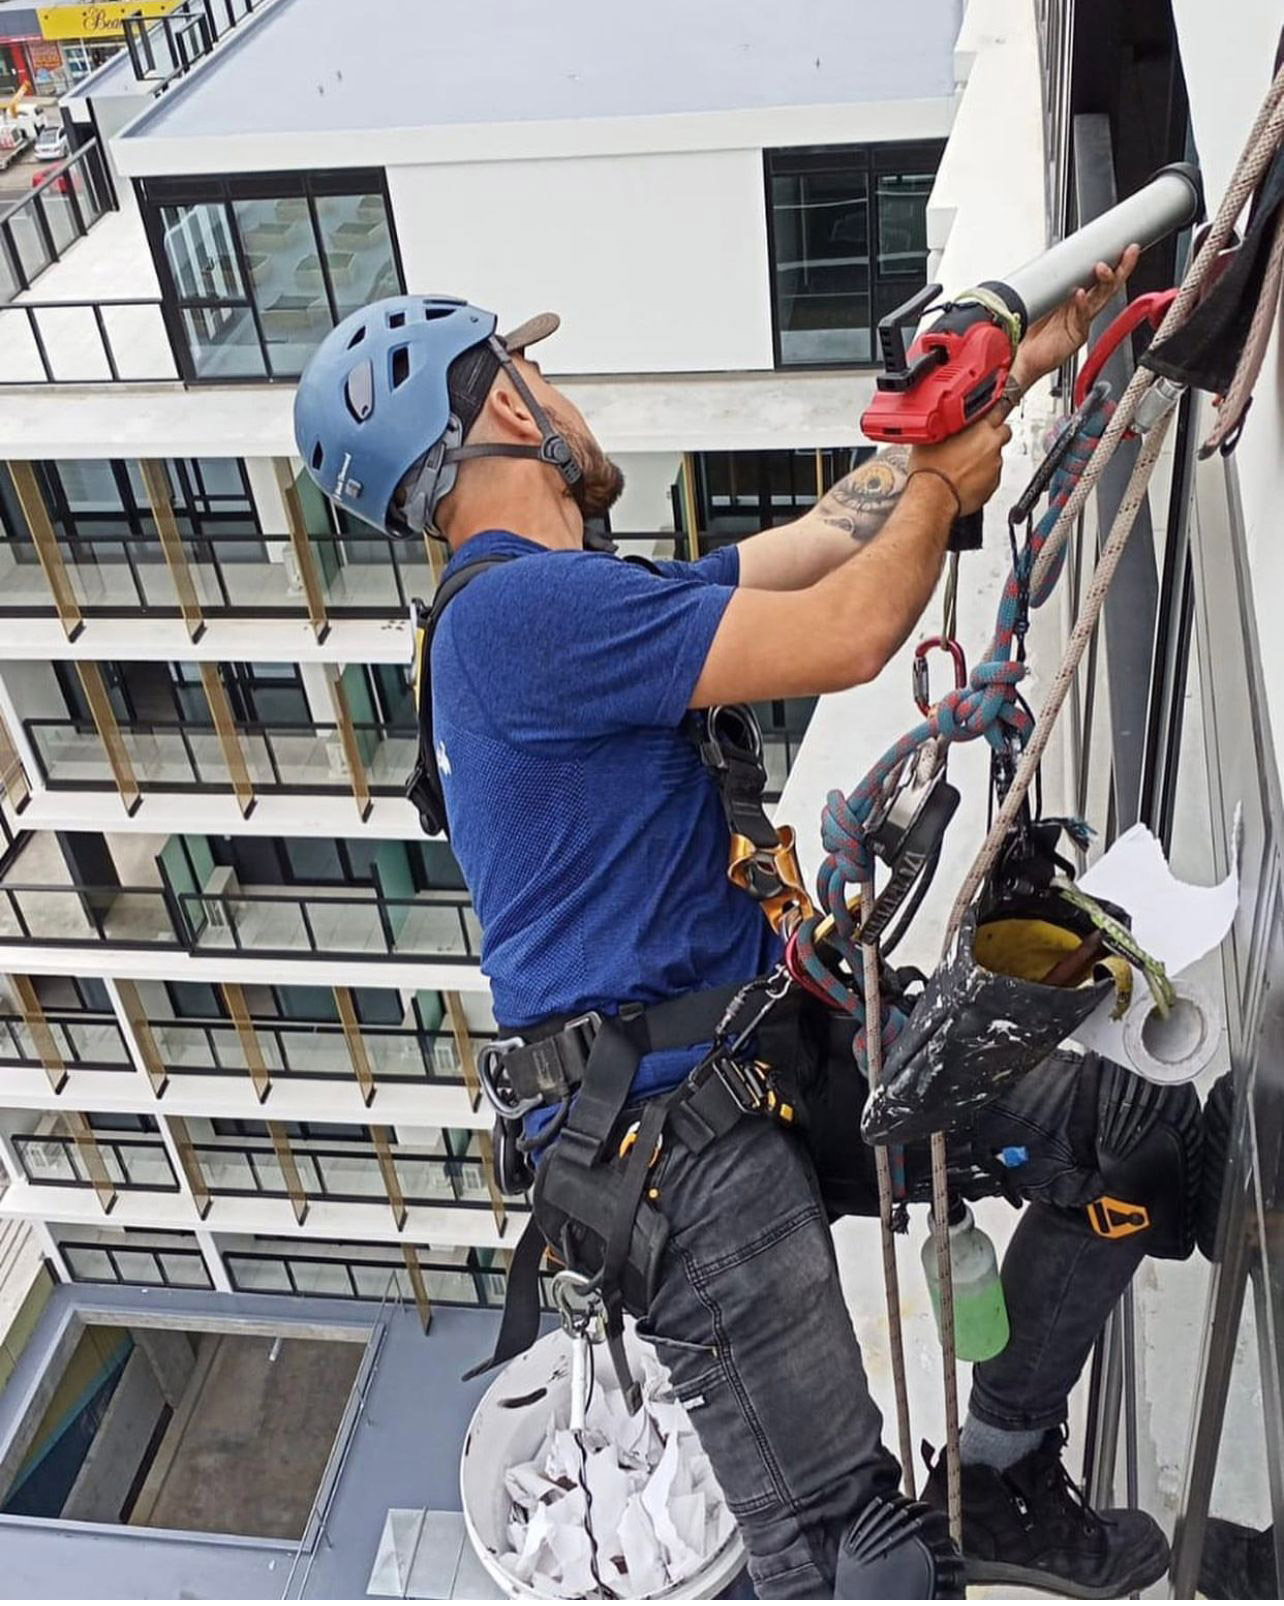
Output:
[637, 1050, 1150, 1599]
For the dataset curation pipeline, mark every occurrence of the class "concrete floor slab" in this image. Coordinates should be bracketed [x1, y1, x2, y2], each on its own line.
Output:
[137, 1332, 363, 1540]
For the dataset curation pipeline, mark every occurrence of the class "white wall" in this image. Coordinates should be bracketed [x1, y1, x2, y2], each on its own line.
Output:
[1172, 0, 1284, 778]
[387, 150, 776, 375]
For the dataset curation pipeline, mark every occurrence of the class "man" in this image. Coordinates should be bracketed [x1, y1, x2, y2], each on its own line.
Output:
[294, 265, 1201, 1599]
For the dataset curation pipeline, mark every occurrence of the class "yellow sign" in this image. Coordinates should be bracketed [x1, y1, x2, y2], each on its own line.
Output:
[38, 2, 182, 41]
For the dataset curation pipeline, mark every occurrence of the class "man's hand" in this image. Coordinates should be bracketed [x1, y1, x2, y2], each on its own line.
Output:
[1012, 244, 1141, 389]
[910, 412, 1012, 515]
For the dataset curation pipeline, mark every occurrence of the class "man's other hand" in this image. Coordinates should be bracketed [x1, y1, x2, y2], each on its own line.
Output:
[910, 414, 1012, 516]
[1013, 245, 1141, 387]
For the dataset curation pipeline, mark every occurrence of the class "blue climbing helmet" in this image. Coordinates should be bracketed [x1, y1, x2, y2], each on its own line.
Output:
[293, 295, 580, 538]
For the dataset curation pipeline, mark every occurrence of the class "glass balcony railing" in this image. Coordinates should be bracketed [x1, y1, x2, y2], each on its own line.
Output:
[223, 1246, 553, 1309]
[0, 1011, 131, 1070]
[26, 718, 419, 796]
[13, 1132, 178, 1191]
[0, 882, 480, 961]
[147, 1017, 488, 1084]
[0, 884, 176, 947]
[0, 531, 434, 618]
[175, 889, 480, 959]
[192, 1142, 492, 1208]
[0, 141, 113, 304]
[60, 1237, 212, 1289]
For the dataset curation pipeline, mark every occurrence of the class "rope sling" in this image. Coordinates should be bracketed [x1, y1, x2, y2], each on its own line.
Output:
[790, 60, 1284, 1543]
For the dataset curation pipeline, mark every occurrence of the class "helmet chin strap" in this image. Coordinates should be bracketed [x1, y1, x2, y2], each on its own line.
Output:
[402, 338, 584, 538]
[444, 338, 583, 488]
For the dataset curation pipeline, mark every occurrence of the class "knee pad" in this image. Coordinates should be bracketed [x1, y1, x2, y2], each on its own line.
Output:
[1081, 1058, 1203, 1259]
[834, 1495, 965, 1599]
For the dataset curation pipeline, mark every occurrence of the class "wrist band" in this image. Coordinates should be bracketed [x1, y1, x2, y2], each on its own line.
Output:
[907, 467, 963, 520]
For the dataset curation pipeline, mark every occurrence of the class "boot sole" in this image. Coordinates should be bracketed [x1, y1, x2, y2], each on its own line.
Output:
[963, 1550, 1170, 1600]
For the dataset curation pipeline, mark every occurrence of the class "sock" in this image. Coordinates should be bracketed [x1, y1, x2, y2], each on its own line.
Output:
[958, 1412, 1044, 1470]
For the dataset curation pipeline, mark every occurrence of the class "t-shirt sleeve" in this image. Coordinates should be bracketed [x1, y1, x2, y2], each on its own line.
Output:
[466, 552, 735, 738]
[650, 544, 740, 587]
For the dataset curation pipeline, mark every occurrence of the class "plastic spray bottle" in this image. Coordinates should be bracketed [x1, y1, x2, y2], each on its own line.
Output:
[921, 1198, 1010, 1362]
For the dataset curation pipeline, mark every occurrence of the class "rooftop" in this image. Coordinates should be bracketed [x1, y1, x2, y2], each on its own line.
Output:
[118, 0, 959, 158]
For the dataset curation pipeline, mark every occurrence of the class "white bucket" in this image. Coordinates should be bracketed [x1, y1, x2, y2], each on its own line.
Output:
[459, 1327, 746, 1599]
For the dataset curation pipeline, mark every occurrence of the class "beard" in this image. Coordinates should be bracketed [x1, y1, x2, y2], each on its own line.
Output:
[552, 410, 626, 521]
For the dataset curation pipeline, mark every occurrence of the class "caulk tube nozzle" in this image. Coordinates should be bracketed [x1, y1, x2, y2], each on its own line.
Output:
[994, 163, 1202, 331]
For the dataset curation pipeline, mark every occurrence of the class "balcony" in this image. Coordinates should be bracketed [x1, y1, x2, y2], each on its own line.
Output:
[0, 527, 435, 622]
[147, 1016, 487, 1088]
[10, 1117, 511, 1237]
[0, 142, 115, 307]
[13, 1130, 178, 1194]
[0, 1009, 131, 1073]
[25, 717, 418, 802]
[0, 831, 482, 963]
[191, 1139, 494, 1211]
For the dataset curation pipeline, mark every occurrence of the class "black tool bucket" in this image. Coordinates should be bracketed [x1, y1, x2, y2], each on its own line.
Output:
[862, 895, 1129, 1145]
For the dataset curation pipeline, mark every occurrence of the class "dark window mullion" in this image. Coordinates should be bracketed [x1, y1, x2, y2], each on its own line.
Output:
[305, 191, 340, 326]
[222, 199, 272, 374]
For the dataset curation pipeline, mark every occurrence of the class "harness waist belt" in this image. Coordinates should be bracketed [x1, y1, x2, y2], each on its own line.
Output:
[487, 982, 747, 1112]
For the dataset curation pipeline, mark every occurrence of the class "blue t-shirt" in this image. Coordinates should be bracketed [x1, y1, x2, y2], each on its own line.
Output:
[432, 530, 781, 1116]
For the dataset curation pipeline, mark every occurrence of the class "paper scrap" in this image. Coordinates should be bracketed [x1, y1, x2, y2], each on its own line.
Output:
[496, 1345, 734, 1597]
[1072, 820, 1238, 1070]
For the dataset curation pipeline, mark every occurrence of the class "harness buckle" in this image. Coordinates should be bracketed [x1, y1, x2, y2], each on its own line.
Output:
[477, 1036, 540, 1118]
[708, 1051, 767, 1115]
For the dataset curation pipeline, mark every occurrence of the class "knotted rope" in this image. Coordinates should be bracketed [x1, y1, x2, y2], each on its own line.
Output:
[791, 399, 1110, 1060]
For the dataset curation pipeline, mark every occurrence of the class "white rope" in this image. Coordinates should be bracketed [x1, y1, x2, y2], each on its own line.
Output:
[860, 883, 918, 1503]
[944, 62, 1284, 951]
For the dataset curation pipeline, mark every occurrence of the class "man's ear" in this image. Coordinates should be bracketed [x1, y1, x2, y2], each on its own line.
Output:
[482, 374, 540, 443]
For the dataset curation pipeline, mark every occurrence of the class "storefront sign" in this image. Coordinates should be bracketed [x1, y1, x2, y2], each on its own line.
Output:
[27, 40, 63, 70]
[37, 2, 181, 40]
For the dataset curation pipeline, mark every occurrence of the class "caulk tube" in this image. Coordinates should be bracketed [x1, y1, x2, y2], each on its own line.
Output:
[982, 163, 1203, 333]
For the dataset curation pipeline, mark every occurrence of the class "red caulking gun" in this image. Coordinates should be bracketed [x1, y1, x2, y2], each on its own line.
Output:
[860, 162, 1203, 550]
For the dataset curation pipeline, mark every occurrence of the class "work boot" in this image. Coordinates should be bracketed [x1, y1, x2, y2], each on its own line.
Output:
[922, 1431, 1170, 1599]
[1197, 1518, 1277, 1598]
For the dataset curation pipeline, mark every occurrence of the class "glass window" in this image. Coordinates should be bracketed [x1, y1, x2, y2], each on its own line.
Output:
[284, 838, 344, 884]
[64, 1245, 115, 1282]
[228, 1255, 291, 1293]
[159, 1251, 210, 1287]
[314, 192, 398, 316]
[160, 201, 244, 301]
[144, 173, 400, 382]
[766, 143, 944, 368]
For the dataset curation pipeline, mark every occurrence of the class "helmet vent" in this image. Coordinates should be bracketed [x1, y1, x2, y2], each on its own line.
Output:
[390, 345, 411, 389]
[386, 308, 407, 329]
[310, 442, 324, 471]
[346, 325, 366, 349]
[344, 358, 375, 423]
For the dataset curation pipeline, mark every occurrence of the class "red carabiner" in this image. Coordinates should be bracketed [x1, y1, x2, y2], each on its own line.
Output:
[1073, 289, 1179, 420]
[913, 636, 967, 715]
[783, 927, 845, 1007]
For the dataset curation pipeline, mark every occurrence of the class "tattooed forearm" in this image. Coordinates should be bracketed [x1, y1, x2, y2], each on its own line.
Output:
[814, 445, 912, 542]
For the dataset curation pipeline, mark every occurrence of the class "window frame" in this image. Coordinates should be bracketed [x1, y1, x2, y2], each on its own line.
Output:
[763, 140, 946, 372]
[137, 168, 407, 385]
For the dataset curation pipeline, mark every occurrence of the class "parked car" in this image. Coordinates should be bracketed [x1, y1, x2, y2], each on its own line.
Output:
[31, 166, 71, 194]
[33, 125, 67, 162]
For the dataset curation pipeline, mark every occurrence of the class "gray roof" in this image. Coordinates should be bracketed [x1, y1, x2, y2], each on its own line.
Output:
[126, 0, 960, 140]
